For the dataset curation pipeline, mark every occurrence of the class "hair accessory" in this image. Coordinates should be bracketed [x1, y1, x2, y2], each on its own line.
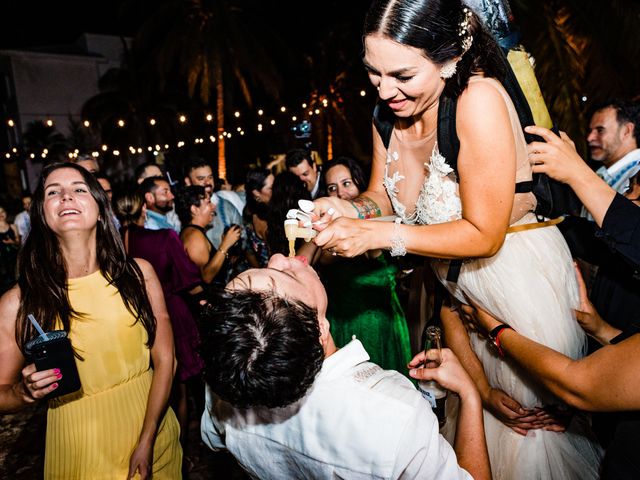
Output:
[390, 218, 406, 257]
[458, 7, 474, 54]
[440, 61, 457, 79]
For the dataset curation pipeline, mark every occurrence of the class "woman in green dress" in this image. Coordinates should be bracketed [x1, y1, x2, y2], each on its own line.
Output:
[299, 157, 412, 373]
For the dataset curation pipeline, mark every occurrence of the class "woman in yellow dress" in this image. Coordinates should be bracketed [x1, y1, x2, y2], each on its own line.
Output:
[0, 162, 182, 479]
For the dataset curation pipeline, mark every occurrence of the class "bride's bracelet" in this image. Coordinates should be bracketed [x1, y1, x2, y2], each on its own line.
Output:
[390, 218, 406, 257]
[349, 196, 382, 220]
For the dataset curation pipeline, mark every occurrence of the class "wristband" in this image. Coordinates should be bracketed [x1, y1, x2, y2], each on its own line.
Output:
[218, 248, 228, 259]
[489, 324, 513, 357]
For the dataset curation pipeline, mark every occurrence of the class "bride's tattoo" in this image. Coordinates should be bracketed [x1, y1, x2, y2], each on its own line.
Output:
[349, 196, 382, 219]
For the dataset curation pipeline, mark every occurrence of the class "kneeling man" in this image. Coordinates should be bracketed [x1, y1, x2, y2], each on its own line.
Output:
[199, 253, 490, 479]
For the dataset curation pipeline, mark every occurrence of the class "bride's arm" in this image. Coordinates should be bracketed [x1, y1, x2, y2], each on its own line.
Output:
[315, 81, 516, 259]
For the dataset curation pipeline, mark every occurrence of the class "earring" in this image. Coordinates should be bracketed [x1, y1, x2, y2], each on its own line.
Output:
[440, 61, 457, 79]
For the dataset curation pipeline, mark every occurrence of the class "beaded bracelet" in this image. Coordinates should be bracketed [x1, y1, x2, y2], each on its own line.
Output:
[390, 218, 406, 257]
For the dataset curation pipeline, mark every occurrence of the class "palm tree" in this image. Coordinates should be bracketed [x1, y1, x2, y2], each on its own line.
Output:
[510, 0, 640, 156]
[130, 0, 284, 180]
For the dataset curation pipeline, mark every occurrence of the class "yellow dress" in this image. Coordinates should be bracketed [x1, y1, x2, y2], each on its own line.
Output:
[44, 270, 182, 479]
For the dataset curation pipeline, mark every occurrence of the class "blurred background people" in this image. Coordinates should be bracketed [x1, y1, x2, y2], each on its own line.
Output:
[115, 191, 205, 462]
[285, 148, 325, 199]
[175, 185, 241, 288]
[0, 162, 181, 478]
[0, 204, 20, 294]
[14, 194, 31, 244]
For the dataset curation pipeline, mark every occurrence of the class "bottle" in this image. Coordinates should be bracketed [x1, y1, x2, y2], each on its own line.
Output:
[417, 326, 447, 428]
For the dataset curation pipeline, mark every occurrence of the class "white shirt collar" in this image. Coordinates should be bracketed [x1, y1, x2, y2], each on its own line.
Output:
[316, 339, 370, 382]
[605, 148, 640, 175]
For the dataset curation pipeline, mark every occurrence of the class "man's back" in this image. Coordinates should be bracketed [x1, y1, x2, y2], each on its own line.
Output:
[202, 340, 471, 480]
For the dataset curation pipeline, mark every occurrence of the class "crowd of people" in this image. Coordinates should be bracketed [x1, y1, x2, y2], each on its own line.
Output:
[0, 0, 639, 479]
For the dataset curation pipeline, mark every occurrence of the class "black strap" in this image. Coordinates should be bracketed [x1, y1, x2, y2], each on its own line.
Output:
[437, 95, 459, 174]
[373, 102, 395, 149]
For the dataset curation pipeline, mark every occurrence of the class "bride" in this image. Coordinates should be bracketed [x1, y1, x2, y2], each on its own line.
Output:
[310, 0, 603, 478]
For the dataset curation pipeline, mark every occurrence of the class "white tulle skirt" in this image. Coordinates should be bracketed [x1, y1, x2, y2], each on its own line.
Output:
[434, 213, 603, 479]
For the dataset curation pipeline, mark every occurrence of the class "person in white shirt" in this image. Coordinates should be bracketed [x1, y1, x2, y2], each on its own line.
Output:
[13, 194, 31, 244]
[582, 99, 640, 220]
[199, 253, 491, 480]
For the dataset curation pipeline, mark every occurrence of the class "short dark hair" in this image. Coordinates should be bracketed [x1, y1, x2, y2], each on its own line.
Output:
[592, 98, 640, 142]
[134, 161, 164, 182]
[199, 288, 324, 408]
[174, 185, 207, 226]
[285, 148, 314, 170]
[138, 175, 167, 196]
[184, 156, 211, 178]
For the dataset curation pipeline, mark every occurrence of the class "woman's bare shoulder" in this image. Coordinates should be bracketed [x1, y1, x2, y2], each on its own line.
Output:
[0, 286, 21, 328]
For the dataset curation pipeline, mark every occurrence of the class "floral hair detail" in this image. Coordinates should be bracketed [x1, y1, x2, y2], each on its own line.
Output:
[459, 7, 473, 53]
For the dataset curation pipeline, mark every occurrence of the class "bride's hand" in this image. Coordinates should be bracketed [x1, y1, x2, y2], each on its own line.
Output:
[308, 196, 355, 232]
[313, 217, 377, 257]
[483, 388, 541, 436]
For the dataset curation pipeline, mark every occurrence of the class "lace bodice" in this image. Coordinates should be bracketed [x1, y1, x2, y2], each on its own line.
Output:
[381, 76, 536, 227]
[384, 143, 462, 225]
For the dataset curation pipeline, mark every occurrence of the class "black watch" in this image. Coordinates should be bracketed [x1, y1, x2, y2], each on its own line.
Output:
[489, 324, 513, 357]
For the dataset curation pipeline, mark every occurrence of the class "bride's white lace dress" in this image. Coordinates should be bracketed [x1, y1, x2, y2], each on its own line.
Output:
[381, 77, 603, 479]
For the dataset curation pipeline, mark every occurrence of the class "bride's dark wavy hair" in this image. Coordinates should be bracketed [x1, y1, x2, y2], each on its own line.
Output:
[363, 0, 505, 98]
[15, 162, 156, 353]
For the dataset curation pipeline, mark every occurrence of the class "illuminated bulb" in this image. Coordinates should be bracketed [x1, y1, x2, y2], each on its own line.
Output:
[270, 119, 276, 125]
[137, 148, 143, 153]
[83, 120, 90, 127]
[237, 127, 241, 132]
[206, 114, 213, 122]
[164, 144, 169, 149]
[12, 147, 17, 153]
[117, 119, 125, 127]
[360, 90, 366, 96]
[240, 131, 245, 136]
[314, 109, 320, 114]
[179, 115, 186, 123]
[113, 150, 120, 156]
[92, 152, 99, 157]
[43, 148, 49, 154]
[149, 118, 156, 125]
[7, 119, 14, 127]
[258, 124, 263, 131]
[280, 106, 286, 112]
[101, 145, 108, 151]
[292, 116, 297, 121]
[5, 153, 10, 159]
[177, 141, 185, 147]
[234, 111, 240, 118]
[30, 153, 35, 158]
[302, 103, 307, 108]
[258, 109, 264, 116]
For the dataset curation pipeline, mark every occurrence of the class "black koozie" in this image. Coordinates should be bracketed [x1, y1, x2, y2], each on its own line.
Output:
[25, 330, 81, 399]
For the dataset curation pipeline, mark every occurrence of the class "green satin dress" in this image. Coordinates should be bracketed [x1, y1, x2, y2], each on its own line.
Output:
[321, 252, 412, 375]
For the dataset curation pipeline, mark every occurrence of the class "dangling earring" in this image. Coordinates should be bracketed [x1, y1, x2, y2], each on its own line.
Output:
[440, 61, 457, 79]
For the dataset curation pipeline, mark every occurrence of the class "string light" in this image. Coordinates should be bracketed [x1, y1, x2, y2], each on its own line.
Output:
[2, 89, 373, 159]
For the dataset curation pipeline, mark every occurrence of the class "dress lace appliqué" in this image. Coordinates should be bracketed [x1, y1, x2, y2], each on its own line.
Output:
[384, 143, 462, 225]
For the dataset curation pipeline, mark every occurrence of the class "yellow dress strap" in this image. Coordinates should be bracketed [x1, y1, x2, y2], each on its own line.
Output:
[506, 216, 564, 234]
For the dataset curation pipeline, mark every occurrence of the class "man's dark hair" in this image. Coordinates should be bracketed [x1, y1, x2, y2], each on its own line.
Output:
[285, 148, 314, 170]
[592, 98, 640, 142]
[184, 156, 211, 178]
[138, 175, 167, 196]
[199, 288, 325, 409]
[134, 161, 164, 182]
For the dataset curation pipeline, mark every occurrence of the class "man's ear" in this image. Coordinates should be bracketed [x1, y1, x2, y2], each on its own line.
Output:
[144, 192, 155, 206]
[184, 176, 192, 186]
[318, 315, 331, 344]
[621, 121, 635, 142]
